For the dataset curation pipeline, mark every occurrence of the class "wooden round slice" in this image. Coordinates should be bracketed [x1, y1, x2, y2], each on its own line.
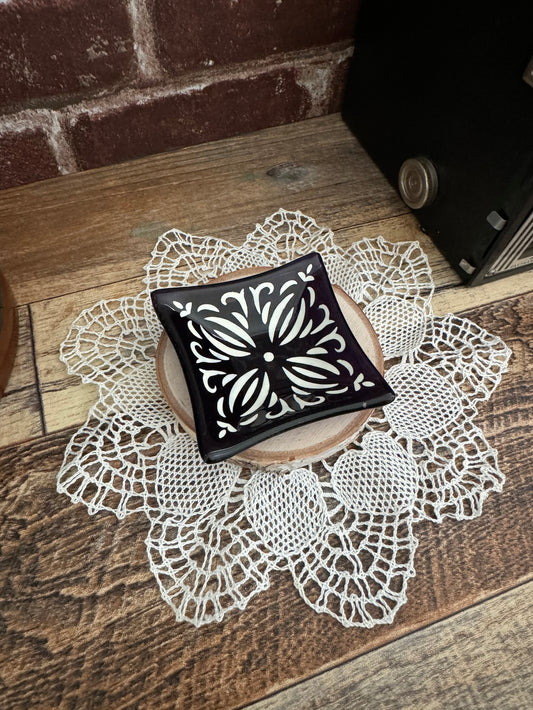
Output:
[155, 269, 384, 469]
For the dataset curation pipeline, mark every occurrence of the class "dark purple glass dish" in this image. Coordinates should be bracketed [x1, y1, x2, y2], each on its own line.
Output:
[151, 252, 395, 463]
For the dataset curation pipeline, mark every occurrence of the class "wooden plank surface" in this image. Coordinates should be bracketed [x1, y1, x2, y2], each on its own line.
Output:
[0, 115, 408, 306]
[0, 291, 530, 710]
[30, 278, 140, 435]
[0, 306, 42, 447]
[245, 582, 533, 710]
[0, 114, 531, 709]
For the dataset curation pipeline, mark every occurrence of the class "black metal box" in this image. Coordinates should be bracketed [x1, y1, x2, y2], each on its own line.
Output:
[342, 0, 533, 285]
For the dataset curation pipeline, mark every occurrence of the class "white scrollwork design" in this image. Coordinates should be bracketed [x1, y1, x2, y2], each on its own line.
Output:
[169, 259, 375, 438]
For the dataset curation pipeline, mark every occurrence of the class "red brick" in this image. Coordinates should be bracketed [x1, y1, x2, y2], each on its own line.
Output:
[148, 0, 360, 72]
[68, 69, 312, 170]
[0, 129, 60, 190]
[0, 0, 135, 112]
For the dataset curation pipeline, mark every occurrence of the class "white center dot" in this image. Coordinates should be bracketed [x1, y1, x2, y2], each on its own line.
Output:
[264, 352, 274, 362]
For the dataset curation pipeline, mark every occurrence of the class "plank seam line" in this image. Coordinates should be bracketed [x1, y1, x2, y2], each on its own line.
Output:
[1, 383, 38, 397]
[456, 288, 533, 312]
[16, 212, 424, 309]
[22, 275, 145, 308]
[27, 305, 47, 437]
[236, 577, 533, 710]
[19, 216, 417, 308]
[436, 284, 533, 312]
[22, 280, 533, 312]
[335, 209, 412, 231]
[0, 424, 80, 456]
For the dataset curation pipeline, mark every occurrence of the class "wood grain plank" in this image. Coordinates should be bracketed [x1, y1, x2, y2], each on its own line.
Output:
[2, 112, 530, 317]
[0, 292, 530, 710]
[31, 278, 140, 434]
[0, 115, 408, 306]
[0, 306, 43, 448]
[244, 582, 533, 710]
[432, 270, 533, 316]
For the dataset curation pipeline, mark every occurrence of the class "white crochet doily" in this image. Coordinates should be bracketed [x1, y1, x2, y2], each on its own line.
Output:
[57, 209, 511, 628]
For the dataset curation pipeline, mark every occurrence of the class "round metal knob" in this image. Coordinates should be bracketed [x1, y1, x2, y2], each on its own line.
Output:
[398, 157, 438, 209]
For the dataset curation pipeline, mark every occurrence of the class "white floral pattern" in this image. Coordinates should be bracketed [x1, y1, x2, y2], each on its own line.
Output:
[57, 209, 511, 627]
[159, 254, 380, 446]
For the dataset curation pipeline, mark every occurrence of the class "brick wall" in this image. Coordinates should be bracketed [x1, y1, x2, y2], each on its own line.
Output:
[0, 0, 360, 190]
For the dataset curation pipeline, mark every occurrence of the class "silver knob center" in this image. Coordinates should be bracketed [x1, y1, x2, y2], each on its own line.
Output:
[398, 157, 438, 209]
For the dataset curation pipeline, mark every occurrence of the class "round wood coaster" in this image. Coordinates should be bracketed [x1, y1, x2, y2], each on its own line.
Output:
[155, 269, 384, 469]
[0, 270, 18, 398]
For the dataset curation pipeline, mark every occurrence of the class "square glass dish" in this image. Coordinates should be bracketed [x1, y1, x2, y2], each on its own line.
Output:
[151, 253, 395, 463]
